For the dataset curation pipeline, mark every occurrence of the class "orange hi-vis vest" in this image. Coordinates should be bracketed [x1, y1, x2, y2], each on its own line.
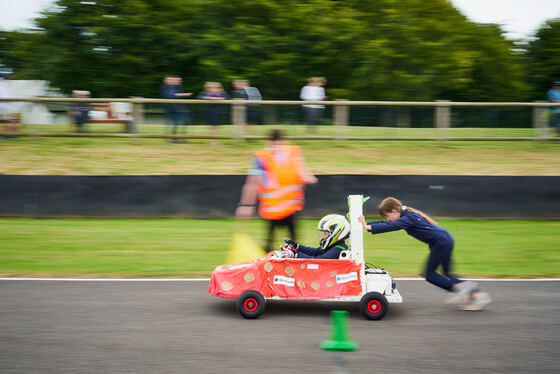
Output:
[255, 145, 306, 220]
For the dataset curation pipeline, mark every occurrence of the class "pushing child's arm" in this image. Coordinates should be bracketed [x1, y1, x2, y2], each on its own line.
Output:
[367, 215, 416, 234]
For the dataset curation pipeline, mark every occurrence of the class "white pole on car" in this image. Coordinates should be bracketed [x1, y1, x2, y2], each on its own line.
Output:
[348, 195, 367, 293]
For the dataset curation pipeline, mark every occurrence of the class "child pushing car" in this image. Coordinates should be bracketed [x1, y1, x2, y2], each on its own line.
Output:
[358, 197, 492, 311]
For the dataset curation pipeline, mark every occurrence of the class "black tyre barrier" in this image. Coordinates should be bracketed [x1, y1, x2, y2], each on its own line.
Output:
[0, 175, 558, 219]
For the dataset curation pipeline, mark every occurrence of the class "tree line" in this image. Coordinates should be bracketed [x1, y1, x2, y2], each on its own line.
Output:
[0, 0, 558, 102]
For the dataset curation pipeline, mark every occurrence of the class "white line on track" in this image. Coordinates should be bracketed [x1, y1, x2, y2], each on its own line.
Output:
[0, 278, 211, 281]
[1, 278, 559, 282]
[396, 278, 560, 281]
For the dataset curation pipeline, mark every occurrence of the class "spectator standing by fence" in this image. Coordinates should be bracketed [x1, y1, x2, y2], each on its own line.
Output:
[243, 80, 262, 127]
[231, 80, 248, 100]
[67, 90, 91, 133]
[300, 77, 326, 135]
[236, 129, 318, 252]
[231, 79, 249, 136]
[198, 82, 230, 142]
[231, 79, 262, 135]
[547, 81, 560, 135]
[160, 76, 192, 142]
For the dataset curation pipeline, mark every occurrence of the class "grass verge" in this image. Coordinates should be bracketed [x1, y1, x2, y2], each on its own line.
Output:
[1, 218, 558, 278]
[1, 125, 559, 175]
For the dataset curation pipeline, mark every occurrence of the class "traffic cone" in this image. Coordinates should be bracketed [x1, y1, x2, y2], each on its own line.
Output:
[226, 232, 266, 264]
[320, 310, 359, 351]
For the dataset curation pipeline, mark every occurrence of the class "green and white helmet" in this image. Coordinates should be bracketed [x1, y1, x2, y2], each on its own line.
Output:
[317, 214, 350, 249]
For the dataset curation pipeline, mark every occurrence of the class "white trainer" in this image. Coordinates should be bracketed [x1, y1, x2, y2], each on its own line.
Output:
[445, 281, 477, 305]
[460, 291, 493, 311]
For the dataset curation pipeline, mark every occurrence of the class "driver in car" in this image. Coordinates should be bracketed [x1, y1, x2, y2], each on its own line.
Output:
[274, 214, 349, 259]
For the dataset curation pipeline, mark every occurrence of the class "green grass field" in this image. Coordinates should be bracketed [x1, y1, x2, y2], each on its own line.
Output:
[2, 125, 559, 175]
[1, 218, 558, 278]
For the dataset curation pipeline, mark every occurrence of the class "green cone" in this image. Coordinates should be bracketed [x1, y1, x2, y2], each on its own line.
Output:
[320, 310, 359, 351]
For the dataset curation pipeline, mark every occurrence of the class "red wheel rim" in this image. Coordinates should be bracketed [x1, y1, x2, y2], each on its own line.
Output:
[244, 298, 258, 313]
[367, 300, 382, 314]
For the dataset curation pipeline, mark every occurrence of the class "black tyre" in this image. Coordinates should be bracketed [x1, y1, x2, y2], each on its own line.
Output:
[359, 292, 389, 320]
[237, 290, 266, 319]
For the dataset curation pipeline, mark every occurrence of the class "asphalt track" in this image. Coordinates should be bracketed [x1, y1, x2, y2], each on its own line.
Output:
[1, 279, 559, 374]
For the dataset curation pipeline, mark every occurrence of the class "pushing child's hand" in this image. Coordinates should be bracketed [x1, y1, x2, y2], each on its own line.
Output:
[358, 215, 371, 231]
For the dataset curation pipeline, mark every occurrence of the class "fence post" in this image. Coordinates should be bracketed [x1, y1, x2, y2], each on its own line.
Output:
[397, 107, 411, 128]
[532, 101, 548, 138]
[262, 104, 276, 126]
[131, 97, 144, 126]
[232, 101, 247, 140]
[435, 100, 450, 140]
[333, 99, 348, 141]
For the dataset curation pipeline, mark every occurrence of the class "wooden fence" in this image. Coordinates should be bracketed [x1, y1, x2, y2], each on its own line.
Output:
[1, 97, 558, 141]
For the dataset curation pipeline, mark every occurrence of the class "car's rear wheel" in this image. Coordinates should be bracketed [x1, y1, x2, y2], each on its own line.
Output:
[359, 292, 388, 320]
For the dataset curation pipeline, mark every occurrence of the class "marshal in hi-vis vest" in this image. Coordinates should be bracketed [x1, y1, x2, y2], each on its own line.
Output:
[255, 145, 306, 220]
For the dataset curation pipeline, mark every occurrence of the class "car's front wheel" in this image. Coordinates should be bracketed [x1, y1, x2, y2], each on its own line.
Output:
[237, 290, 266, 319]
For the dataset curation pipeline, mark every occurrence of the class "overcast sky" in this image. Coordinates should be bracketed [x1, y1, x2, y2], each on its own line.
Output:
[1, 0, 560, 40]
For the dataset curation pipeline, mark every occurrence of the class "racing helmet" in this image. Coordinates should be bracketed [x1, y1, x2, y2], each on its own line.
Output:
[317, 214, 350, 249]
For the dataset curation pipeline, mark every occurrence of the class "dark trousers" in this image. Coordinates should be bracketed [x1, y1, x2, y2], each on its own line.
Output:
[247, 105, 261, 124]
[207, 111, 225, 126]
[166, 110, 189, 135]
[304, 107, 323, 133]
[424, 234, 461, 291]
[266, 213, 297, 252]
[73, 110, 89, 133]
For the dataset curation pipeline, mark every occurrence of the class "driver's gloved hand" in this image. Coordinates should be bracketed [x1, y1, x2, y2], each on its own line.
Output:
[284, 239, 298, 251]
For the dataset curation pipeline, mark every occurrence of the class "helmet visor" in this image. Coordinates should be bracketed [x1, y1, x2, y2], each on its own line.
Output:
[317, 229, 330, 248]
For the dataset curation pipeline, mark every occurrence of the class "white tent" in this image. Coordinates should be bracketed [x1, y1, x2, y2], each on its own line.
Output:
[0, 80, 63, 124]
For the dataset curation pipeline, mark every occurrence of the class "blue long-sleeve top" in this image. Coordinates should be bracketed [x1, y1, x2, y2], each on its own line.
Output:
[160, 83, 186, 111]
[366, 210, 451, 245]
[296, 240, 347, 259]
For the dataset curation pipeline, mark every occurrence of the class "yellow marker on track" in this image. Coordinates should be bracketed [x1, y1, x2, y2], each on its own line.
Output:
[226, 232, 266, 264]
